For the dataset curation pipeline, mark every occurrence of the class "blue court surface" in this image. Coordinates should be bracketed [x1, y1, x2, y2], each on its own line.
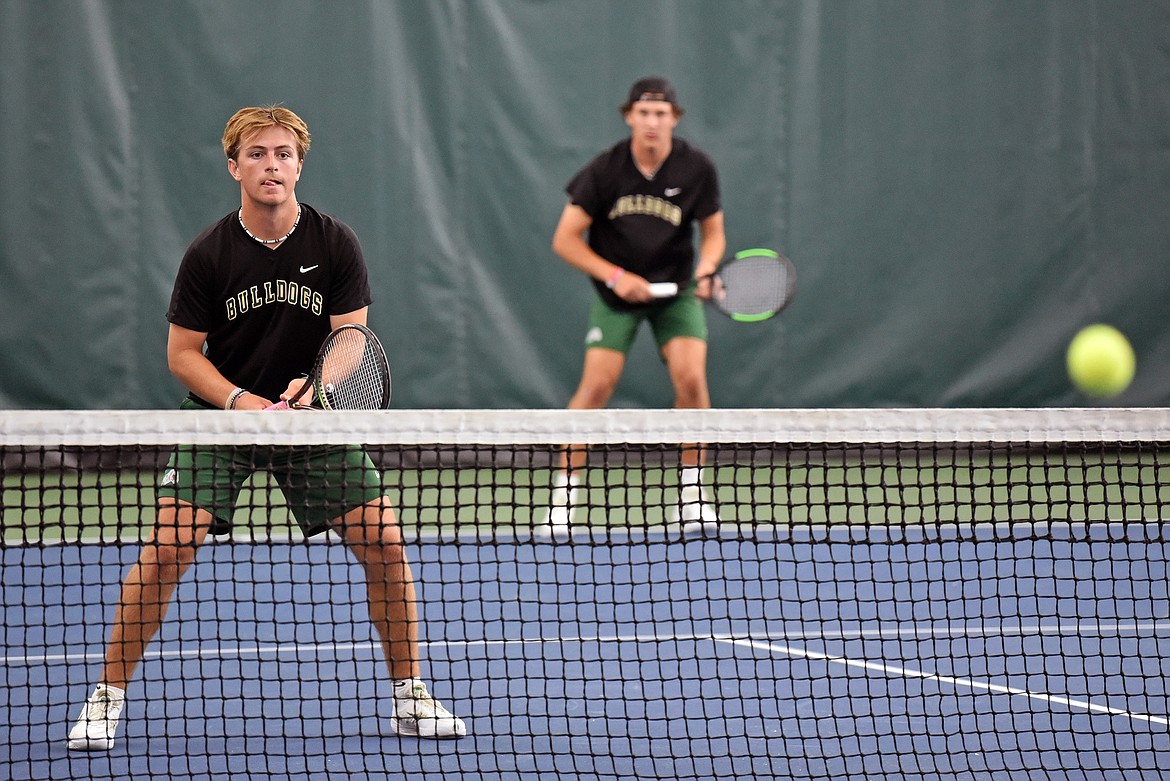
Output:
[3, 524, 1169, 781]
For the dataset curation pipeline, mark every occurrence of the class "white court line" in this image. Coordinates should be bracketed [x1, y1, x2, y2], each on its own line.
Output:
[9, 627, 1170, 726]
[5, 636, 631, 666]
[5, 635, 635, 666]
[745, 620, 1170, 641]
[722, 635, 1170, 727]
[8, 620, 1168, 662]
[6, 640, 382, 666]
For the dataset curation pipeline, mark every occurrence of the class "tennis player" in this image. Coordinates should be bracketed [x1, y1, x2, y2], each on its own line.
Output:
[67, 105, 466, 749]
[536, 77, 725, 538]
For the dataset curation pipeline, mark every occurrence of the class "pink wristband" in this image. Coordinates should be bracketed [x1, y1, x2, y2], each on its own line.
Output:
[605, 268, 625, 289]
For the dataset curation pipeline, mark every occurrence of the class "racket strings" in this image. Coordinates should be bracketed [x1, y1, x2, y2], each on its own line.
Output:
[720, 256, 791, 316]
[318, 330, 389, 409]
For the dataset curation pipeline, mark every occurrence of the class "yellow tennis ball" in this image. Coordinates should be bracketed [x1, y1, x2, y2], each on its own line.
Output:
[1066, 324, 1136, 397]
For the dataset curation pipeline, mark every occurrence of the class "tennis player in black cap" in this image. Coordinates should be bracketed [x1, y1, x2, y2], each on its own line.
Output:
[538, 76, 726, 538]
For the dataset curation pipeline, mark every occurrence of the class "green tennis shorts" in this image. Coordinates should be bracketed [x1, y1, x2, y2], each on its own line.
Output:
[585, 284, 708, 354]
[156, 399, 385, 537]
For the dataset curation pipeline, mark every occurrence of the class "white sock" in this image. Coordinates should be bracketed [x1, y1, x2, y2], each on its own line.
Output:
[553, 471, 582, 490]
[95, 684, 125, 699]
[680, 466, 703, 489]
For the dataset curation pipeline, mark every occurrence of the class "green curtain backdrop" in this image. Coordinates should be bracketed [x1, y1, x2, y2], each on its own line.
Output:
[1, 0, 1167, 409]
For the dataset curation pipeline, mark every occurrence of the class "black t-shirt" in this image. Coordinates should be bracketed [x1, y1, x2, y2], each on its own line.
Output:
[167, 203, 373, 405]
[566, 137, 720, 310]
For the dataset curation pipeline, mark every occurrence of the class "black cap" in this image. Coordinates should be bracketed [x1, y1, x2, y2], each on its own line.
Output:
[621, 76, 683, 114]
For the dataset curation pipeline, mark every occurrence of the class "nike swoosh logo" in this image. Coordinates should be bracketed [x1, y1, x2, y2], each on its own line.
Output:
[299, 265, 318, 273]
[664, 187, 682, 197]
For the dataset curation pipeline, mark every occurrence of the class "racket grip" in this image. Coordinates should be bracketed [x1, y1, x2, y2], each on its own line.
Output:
[648, 282, 679, 298]
[264, 400, 290, 411]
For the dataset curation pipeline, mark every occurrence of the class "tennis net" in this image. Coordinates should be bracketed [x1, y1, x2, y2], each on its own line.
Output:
[2, 407, 1169, 781]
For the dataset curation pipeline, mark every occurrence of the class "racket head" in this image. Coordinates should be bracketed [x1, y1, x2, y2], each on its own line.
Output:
[311, 323, 392, 410]
[712, 248, 796, 322]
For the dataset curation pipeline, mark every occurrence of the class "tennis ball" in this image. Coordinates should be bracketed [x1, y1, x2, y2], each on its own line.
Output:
[1066, 324, 1136, 397]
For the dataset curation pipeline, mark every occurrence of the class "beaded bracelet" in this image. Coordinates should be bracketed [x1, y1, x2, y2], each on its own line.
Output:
[225, 387, 247, 410]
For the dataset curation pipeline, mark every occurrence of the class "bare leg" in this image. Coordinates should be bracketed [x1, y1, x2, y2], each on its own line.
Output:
[335, 498, 419, 681]
[559, 347, 626, 471]
[535, 348, 628, 535]
[661, 335, 712, 466]
[662, 336, 720, 528]
[336, 498, 467, 737]
[101, 499, 211, 690]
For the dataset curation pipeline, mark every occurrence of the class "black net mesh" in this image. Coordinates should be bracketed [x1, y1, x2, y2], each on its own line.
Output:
[2, 409, 1168, 781]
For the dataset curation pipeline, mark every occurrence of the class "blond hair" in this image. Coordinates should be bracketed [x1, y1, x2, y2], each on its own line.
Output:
[221, 105, 311, 161]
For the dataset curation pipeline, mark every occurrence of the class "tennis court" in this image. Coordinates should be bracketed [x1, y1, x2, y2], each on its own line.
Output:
[2, 408, 1169, 780]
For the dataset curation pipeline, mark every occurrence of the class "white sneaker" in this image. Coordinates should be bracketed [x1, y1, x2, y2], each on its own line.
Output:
[673, 485, 720, 534]
[533, 475, 579, 540]
[391, 680, 467, 739]
[67, 685, 125, 751]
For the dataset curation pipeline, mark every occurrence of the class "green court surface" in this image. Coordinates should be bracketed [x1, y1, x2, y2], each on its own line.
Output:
[4, 450, 1165, 545]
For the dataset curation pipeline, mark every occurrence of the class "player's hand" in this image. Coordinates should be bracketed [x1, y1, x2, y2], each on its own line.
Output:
[279, 378, 312, 408]
[694, 274, 714, 301]
[233, 392, 273, 411]
[612, 271, 656, 304]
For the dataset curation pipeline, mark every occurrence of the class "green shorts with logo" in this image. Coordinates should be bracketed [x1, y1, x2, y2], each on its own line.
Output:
[585, 283, 708, 354]
[156, 399, 385, 537]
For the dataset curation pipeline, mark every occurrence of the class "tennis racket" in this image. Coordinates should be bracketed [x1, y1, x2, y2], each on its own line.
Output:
[707, 248, 796, 322]
[648, 248, 797, 322]
[265, 323, 392, 410]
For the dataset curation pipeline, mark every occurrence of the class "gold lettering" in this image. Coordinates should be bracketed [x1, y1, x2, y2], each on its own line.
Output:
[223, 279, 327, 319]
[607, 194, 682, 225]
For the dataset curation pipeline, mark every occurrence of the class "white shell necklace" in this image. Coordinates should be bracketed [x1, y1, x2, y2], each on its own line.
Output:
[239, 204, 301, 245]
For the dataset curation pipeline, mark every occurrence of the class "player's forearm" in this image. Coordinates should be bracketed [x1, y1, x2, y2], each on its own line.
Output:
[553, 231, 620, 285]
[695, 215, 726, 278]
[167, 348, 241, 409]
[696, 244, 724, 278]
